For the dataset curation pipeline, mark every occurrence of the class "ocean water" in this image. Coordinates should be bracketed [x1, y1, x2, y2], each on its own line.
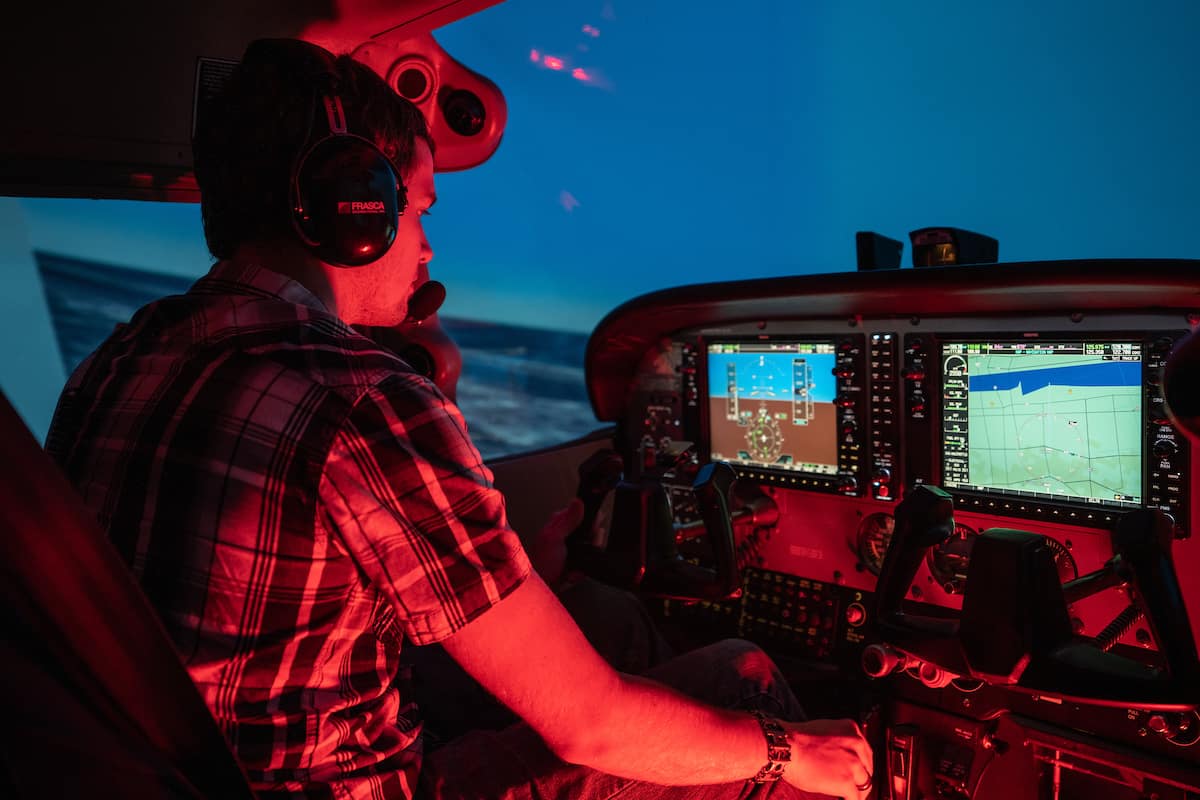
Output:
[36, 252, 600, 460]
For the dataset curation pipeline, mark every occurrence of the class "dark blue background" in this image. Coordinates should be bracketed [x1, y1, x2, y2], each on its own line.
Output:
[17, 1, 1200, 334]
[7, 0, 1200, 442]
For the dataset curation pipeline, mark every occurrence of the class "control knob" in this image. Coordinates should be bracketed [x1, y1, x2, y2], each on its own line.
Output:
[861, 643, 907, 677]
[1148, 713, 1187, 738]
[1154, 439, 1179, 458]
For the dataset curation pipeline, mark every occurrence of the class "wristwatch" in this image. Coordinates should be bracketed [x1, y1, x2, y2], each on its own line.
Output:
[749, 710, 791, 783]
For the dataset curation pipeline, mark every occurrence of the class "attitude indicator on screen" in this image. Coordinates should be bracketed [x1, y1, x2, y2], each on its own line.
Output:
[707, 342, 839, 474]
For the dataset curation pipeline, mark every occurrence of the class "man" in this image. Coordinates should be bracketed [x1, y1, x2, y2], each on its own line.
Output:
[45, 39, 872, 799]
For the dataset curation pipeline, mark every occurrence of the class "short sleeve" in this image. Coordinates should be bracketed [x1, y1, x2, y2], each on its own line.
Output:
[319, 372, 531, 644]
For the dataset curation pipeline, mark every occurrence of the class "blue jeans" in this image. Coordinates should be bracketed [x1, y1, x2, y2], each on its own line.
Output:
[417, 638, 820, 799]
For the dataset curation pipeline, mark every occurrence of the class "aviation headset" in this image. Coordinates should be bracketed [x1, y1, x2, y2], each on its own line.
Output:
[245, 39, 408, 267]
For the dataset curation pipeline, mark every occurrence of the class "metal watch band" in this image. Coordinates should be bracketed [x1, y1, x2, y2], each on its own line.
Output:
[749, 710, 791, 783]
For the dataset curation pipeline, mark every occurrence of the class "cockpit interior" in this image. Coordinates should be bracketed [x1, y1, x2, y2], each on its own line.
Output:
[2, 2, 1200, 798]
[563, 259, 1200, 799]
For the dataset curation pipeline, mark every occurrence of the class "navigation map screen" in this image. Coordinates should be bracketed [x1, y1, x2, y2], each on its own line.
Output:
[707, 341, 839, 474]
[941, 341, 1143, 507]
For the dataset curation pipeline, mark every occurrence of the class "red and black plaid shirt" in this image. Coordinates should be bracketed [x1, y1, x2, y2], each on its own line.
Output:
[46, 261, 531, 799]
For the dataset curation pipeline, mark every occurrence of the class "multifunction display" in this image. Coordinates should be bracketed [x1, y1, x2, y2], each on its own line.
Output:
[707, 341, 839, 474]
[941, 341, 1143, 507]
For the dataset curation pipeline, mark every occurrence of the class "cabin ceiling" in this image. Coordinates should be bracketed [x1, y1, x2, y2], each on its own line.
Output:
[0, 0, 504, 202]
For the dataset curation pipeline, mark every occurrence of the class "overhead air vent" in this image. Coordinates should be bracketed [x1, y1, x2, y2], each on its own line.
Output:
[388, 57, 435, 104]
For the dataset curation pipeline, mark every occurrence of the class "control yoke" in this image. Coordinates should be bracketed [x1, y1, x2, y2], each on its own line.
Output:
[875, 485, 1200, 709]
[567, 453, 740, 602]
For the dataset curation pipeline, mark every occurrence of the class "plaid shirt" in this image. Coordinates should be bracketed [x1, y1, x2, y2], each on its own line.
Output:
[46, 261, 531, 799]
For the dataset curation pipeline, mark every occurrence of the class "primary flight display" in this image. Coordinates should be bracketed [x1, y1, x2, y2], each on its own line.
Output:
[706, 341, 839, 474]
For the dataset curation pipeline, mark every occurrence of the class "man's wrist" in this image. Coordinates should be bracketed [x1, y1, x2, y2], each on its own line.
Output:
[749, 710, 791, 783]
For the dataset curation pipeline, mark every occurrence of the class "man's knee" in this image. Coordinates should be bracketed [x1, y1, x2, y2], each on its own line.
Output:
[683, 638, 785, 698]
[708, 638, 780, 684]
[646, 638, 807, 720]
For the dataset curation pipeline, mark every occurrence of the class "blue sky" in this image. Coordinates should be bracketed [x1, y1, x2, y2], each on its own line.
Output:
[5, 0, 1200, 436]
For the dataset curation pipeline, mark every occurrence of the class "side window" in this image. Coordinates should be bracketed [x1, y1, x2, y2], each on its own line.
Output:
[38, 251, 196, 379]
[20, 207, 599, 460]
[440, 319, 598, 459]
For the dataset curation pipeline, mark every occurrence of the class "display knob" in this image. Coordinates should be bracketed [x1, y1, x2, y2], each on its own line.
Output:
[1153, 439, 1179, 457]
[1153, 336, 1176, 356]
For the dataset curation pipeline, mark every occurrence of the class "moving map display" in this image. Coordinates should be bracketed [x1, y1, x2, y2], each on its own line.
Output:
[941, 341, 1143, 506]
[707, 341, 838, 474]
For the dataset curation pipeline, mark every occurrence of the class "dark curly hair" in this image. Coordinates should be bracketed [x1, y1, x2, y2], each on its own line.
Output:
[193, 39, 433, 259]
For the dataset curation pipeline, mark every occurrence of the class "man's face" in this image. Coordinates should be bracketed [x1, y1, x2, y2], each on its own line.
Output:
[339, 137, 436, 327]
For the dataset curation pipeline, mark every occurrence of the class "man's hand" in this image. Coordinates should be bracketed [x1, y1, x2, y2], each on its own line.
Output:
[784, 718, 874, 800]
[526, 498, 584, 589]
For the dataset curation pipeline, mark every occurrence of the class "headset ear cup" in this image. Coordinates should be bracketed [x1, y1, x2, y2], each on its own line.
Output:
[290, 135, 405, 267]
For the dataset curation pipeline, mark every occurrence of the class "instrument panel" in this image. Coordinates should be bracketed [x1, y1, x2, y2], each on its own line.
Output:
[620, 307, 1200, 637]
[585, 261, 1200, 796]
[624, 317, 1190, 519]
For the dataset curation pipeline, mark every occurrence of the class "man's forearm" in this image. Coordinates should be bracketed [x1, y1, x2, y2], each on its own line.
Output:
[442, 575, 788, 787]
[557, 672, 767, 786]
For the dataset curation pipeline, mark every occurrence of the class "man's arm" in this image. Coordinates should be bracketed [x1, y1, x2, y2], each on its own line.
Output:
[441, 572, 873, 798]
[323, 376, 870, 794]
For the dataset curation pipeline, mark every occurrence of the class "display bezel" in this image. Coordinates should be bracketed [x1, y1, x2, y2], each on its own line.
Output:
[937, 336, 1146, 512]
[700, 336, 845, 483]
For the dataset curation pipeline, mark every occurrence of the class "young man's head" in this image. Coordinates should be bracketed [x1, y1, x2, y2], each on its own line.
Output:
[193, 38, 437, 326]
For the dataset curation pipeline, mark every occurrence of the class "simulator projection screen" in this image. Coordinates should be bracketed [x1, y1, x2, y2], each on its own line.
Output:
[941, 341, 1143, 507]
[707, 341, 839, 474]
